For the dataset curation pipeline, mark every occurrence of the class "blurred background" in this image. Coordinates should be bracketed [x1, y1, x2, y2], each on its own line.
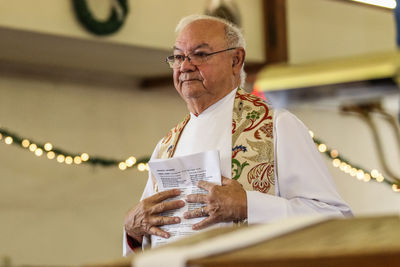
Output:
[0, 0, 399, 265]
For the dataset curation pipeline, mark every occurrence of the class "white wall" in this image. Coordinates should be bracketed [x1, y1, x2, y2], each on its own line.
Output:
[0, 74, 187, 265]
[287, 0, 396, 63]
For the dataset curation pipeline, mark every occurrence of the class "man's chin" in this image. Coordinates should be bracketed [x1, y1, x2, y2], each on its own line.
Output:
[180, 84, 206, 99]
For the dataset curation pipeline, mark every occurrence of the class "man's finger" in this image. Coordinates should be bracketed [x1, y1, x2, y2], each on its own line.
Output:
[150, 200, 185, 214]
[197, 181, 218, 192]
[186, 194, 207, 203]
[183, 207, 206, 219]
[149, 215, 181, 226]
[147, 226, 170, 239]
[148, 189, 181, 203]
[192, 216, 214, 230]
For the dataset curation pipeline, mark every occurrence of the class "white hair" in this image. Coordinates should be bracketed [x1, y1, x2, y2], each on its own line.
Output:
[175, 14, 247, 87]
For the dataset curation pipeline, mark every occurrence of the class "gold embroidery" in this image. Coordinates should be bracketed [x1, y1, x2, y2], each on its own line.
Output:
[243, 139, 273, 163]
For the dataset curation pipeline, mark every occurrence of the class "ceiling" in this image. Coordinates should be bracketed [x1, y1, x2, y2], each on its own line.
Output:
[0, 26, 173, 80]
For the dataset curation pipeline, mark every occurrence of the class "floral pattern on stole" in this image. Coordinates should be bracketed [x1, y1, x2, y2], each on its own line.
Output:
[232, 88, 275, 195]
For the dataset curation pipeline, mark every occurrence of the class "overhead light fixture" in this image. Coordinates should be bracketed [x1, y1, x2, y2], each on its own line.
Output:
[351, 0, 397, 9]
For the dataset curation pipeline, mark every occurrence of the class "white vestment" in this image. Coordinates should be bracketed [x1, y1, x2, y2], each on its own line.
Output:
[123, 88, 352, 255]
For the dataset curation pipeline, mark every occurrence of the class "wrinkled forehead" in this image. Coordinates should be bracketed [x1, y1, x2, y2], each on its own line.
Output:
[174, 20, 227, 52]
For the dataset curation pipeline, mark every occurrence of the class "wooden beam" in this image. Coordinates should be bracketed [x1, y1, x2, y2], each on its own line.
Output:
[262, 0, 288, 64]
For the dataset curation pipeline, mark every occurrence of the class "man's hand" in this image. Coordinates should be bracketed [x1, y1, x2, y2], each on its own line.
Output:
[124, 189, 185, 242]
[183, 177, 247, 230]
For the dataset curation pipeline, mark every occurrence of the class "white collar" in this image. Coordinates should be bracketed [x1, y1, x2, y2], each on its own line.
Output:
[190, 88, 238, 119]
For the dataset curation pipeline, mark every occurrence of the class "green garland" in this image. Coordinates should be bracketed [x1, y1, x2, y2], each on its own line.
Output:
[72, 0, 129, 36]
[0, 127, 149, 169]
[0, 125, 399, 191]
[313, 137, 400, 190]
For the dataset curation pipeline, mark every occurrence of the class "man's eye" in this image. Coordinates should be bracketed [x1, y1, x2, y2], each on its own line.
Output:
[174, 55, 185, 61]
[193, 52, 208, 58]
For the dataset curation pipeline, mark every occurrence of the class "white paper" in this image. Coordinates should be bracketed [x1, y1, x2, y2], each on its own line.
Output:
[147, 150, 222, 247]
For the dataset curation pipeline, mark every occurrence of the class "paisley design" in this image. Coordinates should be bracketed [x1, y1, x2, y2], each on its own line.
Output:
[247, 163, 274, 193]
[232, 88, 275, 194]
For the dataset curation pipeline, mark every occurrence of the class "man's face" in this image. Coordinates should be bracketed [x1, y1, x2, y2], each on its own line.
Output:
[173, 20, 236, 103]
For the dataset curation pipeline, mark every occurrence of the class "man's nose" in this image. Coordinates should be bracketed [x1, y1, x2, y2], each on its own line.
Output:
[180, 56, 196, 72]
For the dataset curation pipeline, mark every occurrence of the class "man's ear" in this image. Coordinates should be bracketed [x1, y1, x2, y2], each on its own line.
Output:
[232, 57, 239, 67]
[232, 48, 246, 70]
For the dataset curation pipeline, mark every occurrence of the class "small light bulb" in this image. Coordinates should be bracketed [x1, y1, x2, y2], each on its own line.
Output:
[344, 165, 351, 173]
[44, 142, 53, 151]
[0, 133, 2, 140]
[5, 136, 13, 145]
[332, 159, 341, 167]
[339, 162, 347, 171]
[57, 155, 65, 163]
[350, 168, 357, 176]
[137, 163, 146, 172]
[126, 156, 137, 167]
[330, 149, 339, 158]
[356, 170, 364, 180]
[376, 174, 384, 183]
[363, 173, 371, 182]
[371, 169, 379, 178]
[34, 148, 43, 157]
[318, 144, 327, 153]
[29, 144, 37, 152]
[145, 164, 149, 171]
[22, 139, 30, 148]
[309, 131, 314, 138]
[74, 156, 82, 164]
[392, 184, 400, 192]
[81, 153, 89, 161]
[65, 156, 73, 165]
[47, 151, 55, 159]
[119, 162, 127, 170]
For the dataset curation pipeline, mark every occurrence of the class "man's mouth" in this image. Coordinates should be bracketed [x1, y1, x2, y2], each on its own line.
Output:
[181, 79, 201, 83]
[179, 74, 202, 83]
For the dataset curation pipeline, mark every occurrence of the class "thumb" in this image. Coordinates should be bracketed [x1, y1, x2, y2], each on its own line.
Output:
[221, 176, 232, 185]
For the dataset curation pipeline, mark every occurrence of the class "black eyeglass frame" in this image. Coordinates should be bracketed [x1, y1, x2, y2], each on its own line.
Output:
[165, 47, 237, 68]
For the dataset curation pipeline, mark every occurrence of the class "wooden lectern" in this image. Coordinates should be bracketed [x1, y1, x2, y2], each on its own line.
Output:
[84, 215, 400, 267]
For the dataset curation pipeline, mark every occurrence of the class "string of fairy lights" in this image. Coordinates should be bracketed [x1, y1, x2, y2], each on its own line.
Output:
[0, 126, 399, 192]
[0, 127, 150, 172]
[309, 131, 400, 193]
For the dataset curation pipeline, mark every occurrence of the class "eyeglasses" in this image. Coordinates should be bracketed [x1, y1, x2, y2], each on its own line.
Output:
[165, 47, 237, 69]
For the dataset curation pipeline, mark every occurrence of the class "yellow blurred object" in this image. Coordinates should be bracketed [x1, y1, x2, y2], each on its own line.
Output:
[255, 50, 400, 92]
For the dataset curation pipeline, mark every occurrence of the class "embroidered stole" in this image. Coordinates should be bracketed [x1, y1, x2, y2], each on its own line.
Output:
[153, 88, 275, 195]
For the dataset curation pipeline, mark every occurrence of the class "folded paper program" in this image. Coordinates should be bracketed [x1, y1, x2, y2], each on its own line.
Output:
[148, 150, 230, 247]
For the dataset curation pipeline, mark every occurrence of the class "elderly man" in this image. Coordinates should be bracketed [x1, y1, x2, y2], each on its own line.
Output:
[123, 14, 352, 254]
